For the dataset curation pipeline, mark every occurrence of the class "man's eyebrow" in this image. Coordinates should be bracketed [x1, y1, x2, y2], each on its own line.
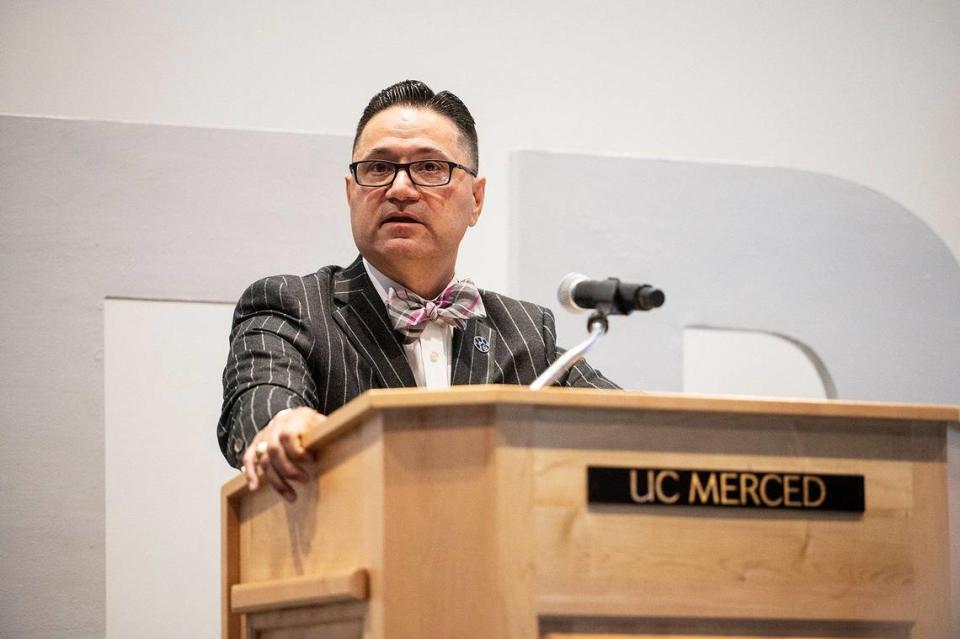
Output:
[364, 146, 450, 158]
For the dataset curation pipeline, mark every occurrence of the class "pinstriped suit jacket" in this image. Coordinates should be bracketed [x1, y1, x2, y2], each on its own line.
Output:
[218, 256, 618, 467]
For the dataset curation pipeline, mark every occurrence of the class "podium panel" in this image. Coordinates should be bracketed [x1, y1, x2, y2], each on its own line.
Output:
[221, 387, 958, 639]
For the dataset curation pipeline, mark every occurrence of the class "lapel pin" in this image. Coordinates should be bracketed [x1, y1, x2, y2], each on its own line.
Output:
[473, 335, 490, 353]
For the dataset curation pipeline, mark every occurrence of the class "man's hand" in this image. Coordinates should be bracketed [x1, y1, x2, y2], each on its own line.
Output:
[241, 407, 326, 502]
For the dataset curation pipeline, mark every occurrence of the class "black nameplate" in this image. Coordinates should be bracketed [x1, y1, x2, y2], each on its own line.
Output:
[587, 466, 864, 512]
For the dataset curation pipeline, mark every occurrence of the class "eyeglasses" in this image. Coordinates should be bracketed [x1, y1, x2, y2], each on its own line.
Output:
[349, 159, 477, 187]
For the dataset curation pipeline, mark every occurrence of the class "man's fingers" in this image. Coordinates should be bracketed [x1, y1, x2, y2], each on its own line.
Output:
[241, 408, 327, 498]
[279, 430, 311, 463]
[259, 454, 297, 502]
[268, 439, 310, 483]
[289, 409, 326, 463]
[242, 447, 259, 491]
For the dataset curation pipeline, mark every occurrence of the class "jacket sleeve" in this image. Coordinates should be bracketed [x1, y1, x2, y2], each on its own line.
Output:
[542, 307, 621, 390]
[217, 275, 319, 468]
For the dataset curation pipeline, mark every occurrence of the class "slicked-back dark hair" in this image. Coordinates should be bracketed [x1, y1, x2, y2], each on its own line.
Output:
[353, 80, 479, 170]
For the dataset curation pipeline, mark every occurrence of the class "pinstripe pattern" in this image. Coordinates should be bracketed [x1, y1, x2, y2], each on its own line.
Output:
[218, 255, 619, 467]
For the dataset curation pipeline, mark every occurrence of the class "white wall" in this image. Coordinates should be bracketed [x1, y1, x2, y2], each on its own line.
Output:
[2, 1, 958, 293]
[105, 299, 237, 638]
[683, 329, 828, 398]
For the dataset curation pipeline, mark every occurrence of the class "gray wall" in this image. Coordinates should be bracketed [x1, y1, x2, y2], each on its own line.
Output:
[513, 151, 960, 404]
[0, 116, 352, 637]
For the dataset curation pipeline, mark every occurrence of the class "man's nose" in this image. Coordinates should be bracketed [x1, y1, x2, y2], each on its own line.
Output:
[385, 167, 420, 200]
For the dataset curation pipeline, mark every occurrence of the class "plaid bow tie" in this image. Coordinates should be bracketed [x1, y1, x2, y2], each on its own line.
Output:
[386, 279, 486, 343]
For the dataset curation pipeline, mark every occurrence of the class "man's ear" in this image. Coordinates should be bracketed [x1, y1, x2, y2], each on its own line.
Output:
[469, 176, 486, 226]
[344, 174, 352, 201]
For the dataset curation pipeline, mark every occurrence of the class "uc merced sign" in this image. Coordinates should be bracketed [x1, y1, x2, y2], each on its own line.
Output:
[587, 466, 865, 512]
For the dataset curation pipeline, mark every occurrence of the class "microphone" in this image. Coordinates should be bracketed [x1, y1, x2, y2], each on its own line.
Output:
[558, 273, 665, 315]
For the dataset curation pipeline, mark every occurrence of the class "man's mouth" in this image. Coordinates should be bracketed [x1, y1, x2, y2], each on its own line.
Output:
[382, 213, 422, 225]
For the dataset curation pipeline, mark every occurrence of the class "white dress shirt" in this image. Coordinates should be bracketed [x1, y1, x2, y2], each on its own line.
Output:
[362, 259, 454, 389]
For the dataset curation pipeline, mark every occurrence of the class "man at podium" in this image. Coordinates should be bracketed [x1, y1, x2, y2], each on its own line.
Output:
[217, 80, 618, 501]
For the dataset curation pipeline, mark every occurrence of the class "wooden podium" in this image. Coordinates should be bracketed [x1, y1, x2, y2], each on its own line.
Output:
[221, 386, 959, 639]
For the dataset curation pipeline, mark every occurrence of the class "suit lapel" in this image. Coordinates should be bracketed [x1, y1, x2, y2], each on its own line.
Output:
[332, 256, 417, 388]
[451, 315, 497, 386]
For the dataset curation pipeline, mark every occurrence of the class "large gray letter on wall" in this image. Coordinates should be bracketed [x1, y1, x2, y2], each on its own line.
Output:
[0, 116, 353, 637]
[512, 151, 960, 405]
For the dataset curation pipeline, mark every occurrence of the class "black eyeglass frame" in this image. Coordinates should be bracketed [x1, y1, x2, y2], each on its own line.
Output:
[349, 159, 478, 187]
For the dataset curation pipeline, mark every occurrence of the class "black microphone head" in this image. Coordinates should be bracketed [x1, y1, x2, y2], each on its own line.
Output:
[634, 285, 665, 310]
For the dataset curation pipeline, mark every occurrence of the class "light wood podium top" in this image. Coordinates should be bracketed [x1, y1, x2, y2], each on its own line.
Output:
[222, 385, 958, 499]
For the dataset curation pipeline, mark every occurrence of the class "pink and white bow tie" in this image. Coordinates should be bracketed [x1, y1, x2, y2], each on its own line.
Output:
[386, 279, 486, 343]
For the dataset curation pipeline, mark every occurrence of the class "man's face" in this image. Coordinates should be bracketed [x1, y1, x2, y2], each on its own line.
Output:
[346, 106, 485, 280]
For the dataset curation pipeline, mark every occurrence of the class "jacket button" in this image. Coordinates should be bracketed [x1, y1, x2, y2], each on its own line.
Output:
[232, 437, 244, 453]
